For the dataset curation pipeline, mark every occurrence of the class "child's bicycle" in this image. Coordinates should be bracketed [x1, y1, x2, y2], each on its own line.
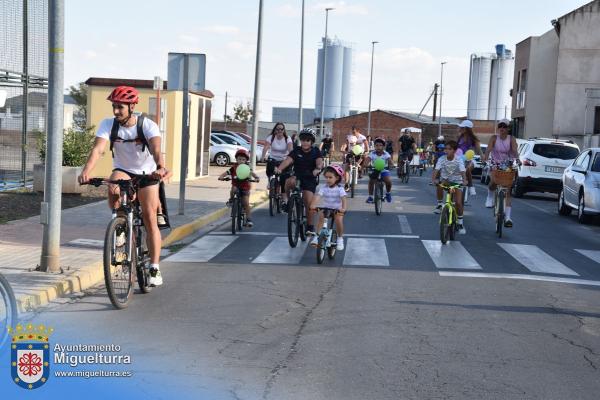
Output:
[437, 182, 463, 244]
[313, 208, 339, 264]
[222, 176, 259, 235]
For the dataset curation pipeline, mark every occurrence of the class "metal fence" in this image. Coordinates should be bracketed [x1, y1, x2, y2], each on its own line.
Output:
[0, 0, 49, 190]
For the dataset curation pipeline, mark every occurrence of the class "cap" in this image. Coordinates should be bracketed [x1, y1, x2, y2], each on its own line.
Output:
[497, 118, 511, 126]
[458, 120, 473, 129]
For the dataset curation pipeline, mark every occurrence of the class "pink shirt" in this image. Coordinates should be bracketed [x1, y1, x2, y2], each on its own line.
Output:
[491, 134, 512, 162]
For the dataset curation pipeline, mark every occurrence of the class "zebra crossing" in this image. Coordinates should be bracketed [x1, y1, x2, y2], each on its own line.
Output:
[164, 230, 600, 282]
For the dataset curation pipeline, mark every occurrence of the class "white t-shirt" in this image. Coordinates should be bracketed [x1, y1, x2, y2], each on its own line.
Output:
[347, 133, 367, 151]
[435, 155, 465, 183]
[369, 150, 391, 162]
[317, 184, 346, 210]
[267, 135, 293, 161]
[96, 116, 161, 175]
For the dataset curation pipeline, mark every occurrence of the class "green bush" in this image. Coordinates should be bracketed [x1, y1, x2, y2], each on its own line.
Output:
[37, 126, 95, 167]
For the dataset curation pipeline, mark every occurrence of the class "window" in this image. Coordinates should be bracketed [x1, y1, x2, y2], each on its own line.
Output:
[211, 135, 224, 144]
[215, 134, 238, 145]
[591, 153, 600, 172]
[594, 106, 600, 135]
[516, 69, 527, 109]
[578, 152, 591, 170]
[532, 144, 579, 160]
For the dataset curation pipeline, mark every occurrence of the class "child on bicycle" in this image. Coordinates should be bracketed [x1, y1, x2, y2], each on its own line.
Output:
[432, 140, 468, 234]
[218, 149, 260, 227]
[366, 137, 393, 204]
[309, 165, 347, 251]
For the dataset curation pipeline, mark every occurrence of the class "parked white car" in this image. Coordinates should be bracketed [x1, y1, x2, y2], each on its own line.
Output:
[559, 147, 600, 223]
[209, 138, 240, 167]
[211, 133, 263, 163]
[513, 138, 580, 197]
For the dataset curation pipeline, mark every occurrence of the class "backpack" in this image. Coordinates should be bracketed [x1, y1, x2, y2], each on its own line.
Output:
[109, 114, 149, 158]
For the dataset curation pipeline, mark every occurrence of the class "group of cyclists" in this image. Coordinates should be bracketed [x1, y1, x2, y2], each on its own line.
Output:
[76, 84, 520, 288]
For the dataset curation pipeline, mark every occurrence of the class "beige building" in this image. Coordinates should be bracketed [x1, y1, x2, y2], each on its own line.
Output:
[85, 77, 213, 181]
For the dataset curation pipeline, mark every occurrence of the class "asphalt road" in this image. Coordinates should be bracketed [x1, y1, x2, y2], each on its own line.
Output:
[9, 168, 600, 400]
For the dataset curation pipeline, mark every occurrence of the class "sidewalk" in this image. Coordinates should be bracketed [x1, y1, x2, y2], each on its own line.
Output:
[0, 166, 268, 313]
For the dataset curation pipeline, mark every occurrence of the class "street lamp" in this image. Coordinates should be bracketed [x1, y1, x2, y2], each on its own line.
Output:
[367, 41, 378, 138]
[298, 0, 305, 132]
[437, 61, 447, 138]
[319, 7, 334, 137]
[250, 0, 264, 170]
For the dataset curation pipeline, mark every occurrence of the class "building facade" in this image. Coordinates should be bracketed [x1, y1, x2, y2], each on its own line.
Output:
[272, 107, 316, 125]
[512, 0, 600, 146]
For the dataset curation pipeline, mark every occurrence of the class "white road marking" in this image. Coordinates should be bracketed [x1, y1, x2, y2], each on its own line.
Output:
[422, 240, 482, 270]
[253, 237, 308, 264]
[439, 271, 600, 287]
[575, 249, 600, 264]
[209, 231, 419, 239]
[498, 243, 578, 276]
[343, 238, 389, 266]
[164, 235, 238, 263]
[68, 239, 104, 248]
[397, 215, 413, 234]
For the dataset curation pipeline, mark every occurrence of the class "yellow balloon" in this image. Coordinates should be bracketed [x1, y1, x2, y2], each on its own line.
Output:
[352, 145, 363, 156]
[465, 149, 475, 161]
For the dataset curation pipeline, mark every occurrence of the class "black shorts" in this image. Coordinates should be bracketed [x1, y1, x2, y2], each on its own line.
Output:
[266, 160, 290, 188]
[321, 148, 331, 157]
[398, 151, 414, 162]
[113, 168, 159, 189]
[295, 175, 318, 193]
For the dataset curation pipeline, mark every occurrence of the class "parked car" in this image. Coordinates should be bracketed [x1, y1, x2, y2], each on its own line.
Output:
[211, 133, 264, 160]
[513, 138, 580, 197]
[558, 147, 600, 223]
[472, 144, 487, 177]
[212, 130, 267, 147]
[209, 134, 262, 165]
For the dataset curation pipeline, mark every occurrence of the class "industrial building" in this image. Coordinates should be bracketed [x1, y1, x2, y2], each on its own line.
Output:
[272, 106, 316, 125]
[315, 38, 353, 120]
[467, 45, 515, 121]
[511, 0, 600, 147]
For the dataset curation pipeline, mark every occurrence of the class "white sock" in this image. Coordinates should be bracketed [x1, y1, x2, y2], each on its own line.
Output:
[150, 263, 160, 270]
[505, 207, 511, 219]
[458, 217, 464, 225]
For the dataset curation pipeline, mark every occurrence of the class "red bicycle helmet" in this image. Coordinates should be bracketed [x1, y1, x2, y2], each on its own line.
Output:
[107, 86, 139, 104]
[235, 149, 250, 159]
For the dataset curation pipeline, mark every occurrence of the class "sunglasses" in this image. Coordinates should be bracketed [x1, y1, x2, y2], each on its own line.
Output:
[275, 127, 284, 131]
[498, 124, 509, 129]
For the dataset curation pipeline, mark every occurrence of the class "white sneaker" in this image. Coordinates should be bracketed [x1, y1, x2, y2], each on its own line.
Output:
[336, 237, 344, 251]
[115, 232, 126, 247]
[310, 236, 319, 247]
[469, 186, 476, 196]
[485, 197, 494, 208]
[458, 223, 467, 234]
[434, 204, 443, 214]
[149, 268, 163, 286]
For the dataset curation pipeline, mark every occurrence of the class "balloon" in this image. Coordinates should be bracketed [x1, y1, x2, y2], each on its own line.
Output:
[373, 158, 386, 171]
[352, 145, 363, 156]
[465, 149, 475, 160]
[236, 164, 251, 180]
[456, 148, 463, 157]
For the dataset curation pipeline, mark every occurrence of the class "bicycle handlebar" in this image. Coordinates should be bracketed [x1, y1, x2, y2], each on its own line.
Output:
[220, 177, 259, 182]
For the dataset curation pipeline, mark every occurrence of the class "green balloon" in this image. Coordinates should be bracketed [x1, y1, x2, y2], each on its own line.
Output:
[352, 145, 363, 156]
[373, 158, 386, 171]
[236, 164, 251, 180]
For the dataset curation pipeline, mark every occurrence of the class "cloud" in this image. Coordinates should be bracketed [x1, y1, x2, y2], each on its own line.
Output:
[200, 25, 240, 35]
[107, 42, 117, 49]
[178, 34, 198, 43]
[83, 50, 98, 59]
[275, 4, 300, 17]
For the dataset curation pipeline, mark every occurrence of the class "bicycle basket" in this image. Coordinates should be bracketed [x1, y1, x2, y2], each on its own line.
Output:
[492, 170, 516, 187]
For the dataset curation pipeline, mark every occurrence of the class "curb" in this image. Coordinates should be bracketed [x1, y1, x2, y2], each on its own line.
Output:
[14, 190, 269, 314]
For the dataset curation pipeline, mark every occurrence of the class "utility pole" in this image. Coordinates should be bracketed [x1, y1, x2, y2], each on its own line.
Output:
[367, 41, 378, 137]
[40, 0, 65, 272]
[298, 0, 305, 132]
[319, 7, 334, 137]
[432, 84, 439, 121]
[178, 54, 190, 215]
[21, 0, 28, 187]
[437, 62, 446, 138]
[224, 91, 228, 130]
[250, 0, 264, 170]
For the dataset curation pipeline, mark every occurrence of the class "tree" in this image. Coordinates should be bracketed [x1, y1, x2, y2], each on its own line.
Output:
[232, 101, 253, 123]
[68, 82, 88, 132]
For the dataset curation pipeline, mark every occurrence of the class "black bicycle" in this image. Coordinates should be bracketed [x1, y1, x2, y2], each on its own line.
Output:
[85, 177, 155, 309]
[286, 175, 309, 248]
[367, 167, 385, 216]
[267, 158, 283, 217]
[397, 155, 411, 184]
[0, 273, 17, 351]
[222, 176, 259, 234]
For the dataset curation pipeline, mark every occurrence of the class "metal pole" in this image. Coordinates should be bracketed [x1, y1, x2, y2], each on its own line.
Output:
[224, 91, 228, 130]
[178, 54, 190, 215]
[250, 0, 264, 170]
[40, 0, 64, 272]
[367, 41, 378, 137]
[298, 0, 305, 132]
[494, 76, 501, 134]
[438, 62, 446, 138]
[21, 0, 28, 187]
[155, 84, 160, 125]
[319, 8, 334, 137]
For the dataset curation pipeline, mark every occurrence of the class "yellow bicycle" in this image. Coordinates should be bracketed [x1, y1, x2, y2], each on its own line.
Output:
[438, 182, 463, 244]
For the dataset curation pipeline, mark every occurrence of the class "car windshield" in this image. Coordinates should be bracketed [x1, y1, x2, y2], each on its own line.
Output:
[216, 135, 238, 145]
[592, 154, 600, 172]
[532, 144, 579, 160]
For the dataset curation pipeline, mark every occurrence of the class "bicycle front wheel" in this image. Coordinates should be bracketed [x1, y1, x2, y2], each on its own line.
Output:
[375, 182, 383, 216]
[316, 234, 326, 264]
[298, 199, 307, 242]
[287, 198, 299, 247]
[103, 216, 133, 309]
[496, 190, 505, 238]
[439, 206, 450, 244]
[268, 178, 276, 217]
[0, 273, 17, 351]
[231, 197, 239, 235]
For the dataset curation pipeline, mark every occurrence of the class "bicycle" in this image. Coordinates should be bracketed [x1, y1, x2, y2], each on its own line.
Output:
[0, 272, 17, 351]
[367, 167, 385, 216]
[322, 152, 331, 168]
[347, 155, 359, 198]
[286, 174, 309, 248]
[437, 182, 463, 244]
[222, 176, 259, 234]
[266, 158, 283, 217]
[397, 156, 410, 183]
[490, 164, 517, 239]
[85, 177, 156, 310]
[314, 208, 339, 264]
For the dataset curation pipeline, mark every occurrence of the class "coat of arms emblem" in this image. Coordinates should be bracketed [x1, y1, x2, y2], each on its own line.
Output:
[9, 323, 53, 390]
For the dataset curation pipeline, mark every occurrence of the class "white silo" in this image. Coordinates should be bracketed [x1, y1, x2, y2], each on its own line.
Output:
[488, 45, 514, 121]
[467, 54, 493, 120]
[315, 38, 353, 121]
[341, 46, 353, 116]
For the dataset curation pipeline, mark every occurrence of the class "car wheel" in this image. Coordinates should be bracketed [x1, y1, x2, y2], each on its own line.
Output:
[558, 189, 572, 216]
[513, 177, 526, 198]
[214, 153, 230, 167]
[577, 192, 591, 224]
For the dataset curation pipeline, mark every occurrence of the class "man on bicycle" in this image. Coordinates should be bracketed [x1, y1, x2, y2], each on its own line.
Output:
[78, 86, 169, 286]
[275, 128, 323, 236]
[341, 134, 363, 191]
[433, 135, 446, 166]
[432, 140, 468, 234]
[398, 128, 417, 177]
[319, 131, 335, 162]
[366, 137, 394, 204]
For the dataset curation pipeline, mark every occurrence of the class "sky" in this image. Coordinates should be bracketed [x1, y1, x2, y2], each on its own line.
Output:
[64, 0, 589, 121]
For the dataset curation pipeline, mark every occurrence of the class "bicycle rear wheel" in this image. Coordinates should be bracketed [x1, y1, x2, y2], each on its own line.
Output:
[287, 198, 299, 247]
[0, 273, 17, 351]
[496, 190, 505, 238]
[328, 216, 337, 259]
[375, 182, 383, 216]
[404, 164, 410, 183]
[440, 206, 450, 244]
[104, 216, 133, 309]
[231, 197, 239, 235]
[316, 234, 326, 264]
[268, 178, 276, 217]
[135, 227, 152, 294]
[350, 168, 356, 198]
[237, 200, 244, 232]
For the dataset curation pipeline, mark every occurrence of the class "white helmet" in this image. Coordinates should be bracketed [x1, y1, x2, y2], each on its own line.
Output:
[437, 135, 444, 141]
